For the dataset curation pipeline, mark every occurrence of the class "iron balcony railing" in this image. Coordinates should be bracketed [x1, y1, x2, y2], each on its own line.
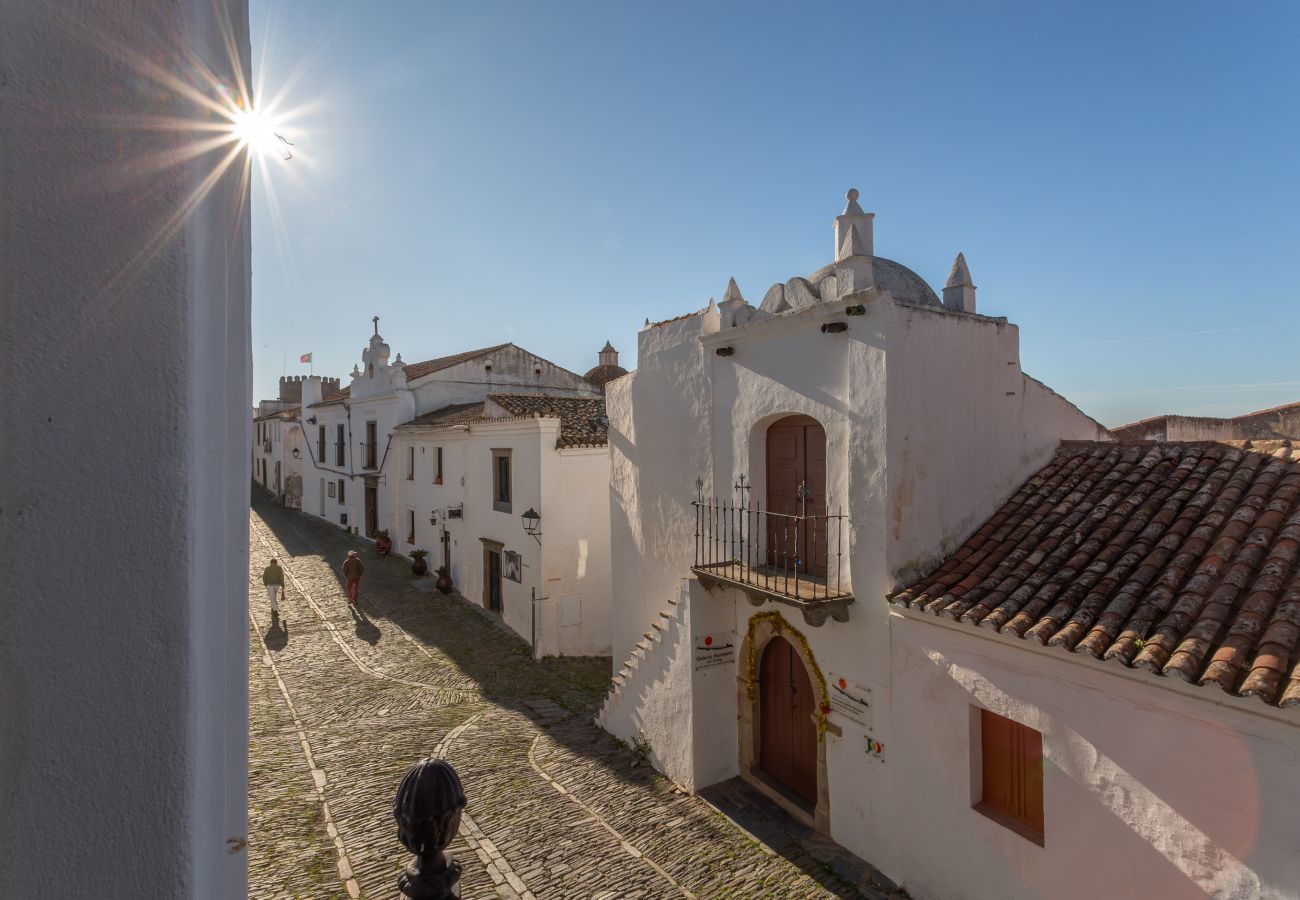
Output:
[691, 485, 850, 603]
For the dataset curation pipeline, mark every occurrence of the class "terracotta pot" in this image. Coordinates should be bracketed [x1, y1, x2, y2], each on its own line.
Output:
[411, 556, 428, 577]
[436, 575, 453, 595]
[376, 536, 392, 556]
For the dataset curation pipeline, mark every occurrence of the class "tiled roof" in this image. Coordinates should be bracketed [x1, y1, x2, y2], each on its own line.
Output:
[308, 343, 592, 408]
[399, 402, 487, 429]
[1111, 400, 1300, 441]
[891, 440, 1300, 709]
[583, 363, 629, 387]
[313, 386, 351, 407]
[488, 394, 608, 448]
[401, 344, 511, 381]
[392, 395, 609, 448]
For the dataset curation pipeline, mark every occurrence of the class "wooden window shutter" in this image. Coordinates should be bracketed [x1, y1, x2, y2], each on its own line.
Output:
[978, 708, 1044, 843]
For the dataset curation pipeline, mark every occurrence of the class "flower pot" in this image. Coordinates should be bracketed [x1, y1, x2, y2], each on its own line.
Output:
[436, 574, 453, 595]
[411, 556, 428, 577]
[375, 535, 392, 556]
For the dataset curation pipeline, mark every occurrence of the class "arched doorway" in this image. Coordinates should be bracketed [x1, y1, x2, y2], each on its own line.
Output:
[758, 635, 818, 806]
[765, 415, 827, 576]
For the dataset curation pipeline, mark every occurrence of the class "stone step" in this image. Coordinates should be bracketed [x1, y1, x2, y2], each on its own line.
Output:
[667, 594, 680, 605]
[657, 609, 673, 620]
[651, 620, 666, 632]
[644, 631, 656, 641]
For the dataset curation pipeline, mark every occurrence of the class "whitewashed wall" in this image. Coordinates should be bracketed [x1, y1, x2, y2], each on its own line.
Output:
[888, 612, 1300, 900]
[608, 309, 719, 666]
[1, 0, 251, 894]
[884, 303, 1110, 586]
[393, 419, 612, 656]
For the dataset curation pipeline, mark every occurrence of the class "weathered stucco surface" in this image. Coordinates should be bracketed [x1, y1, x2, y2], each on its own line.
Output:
[890, 612, 1300, 900]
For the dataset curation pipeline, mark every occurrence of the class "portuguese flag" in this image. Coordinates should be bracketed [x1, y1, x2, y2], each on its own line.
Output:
[299, 352, 312, 363]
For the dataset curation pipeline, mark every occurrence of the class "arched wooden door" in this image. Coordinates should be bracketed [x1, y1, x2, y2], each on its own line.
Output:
[758, 636, 818, 805]
[766, 415, 827, 576]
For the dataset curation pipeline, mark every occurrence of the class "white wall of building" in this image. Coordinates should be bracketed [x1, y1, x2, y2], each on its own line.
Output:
[608, 309, 719, 665]
[888, 611, 1300, 900]
[1, 0, 251, 895]
[604, 285, 1113, 885]
[883, 303, 1110, 586]
[391, 417, 612, 656]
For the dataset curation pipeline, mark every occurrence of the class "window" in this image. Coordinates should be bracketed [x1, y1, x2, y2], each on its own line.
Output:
[492, 449, 512, 513]
[975, 708, 1044, 845]
[318, 425, 325, 462]
[337, 478, 346, 505]
[365, 421, 377, 469]
[406, 509, 415, 545]
[434, 446, 443, 485]
[335, 424, 345, 466]
[406, 445, 415, 480]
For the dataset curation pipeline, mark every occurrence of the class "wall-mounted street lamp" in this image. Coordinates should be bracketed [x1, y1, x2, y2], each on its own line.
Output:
[430, 509, 439, 527]
[292, 447, 301, 460]
[306, 416, 317, 425]
[521, 507, 542, 544]
[821, 322, 848, 334]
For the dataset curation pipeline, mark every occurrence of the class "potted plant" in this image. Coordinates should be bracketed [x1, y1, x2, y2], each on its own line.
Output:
[434, 565, 453, 595]
[410, 548, 429, 577]
[374, 528, 392, 556]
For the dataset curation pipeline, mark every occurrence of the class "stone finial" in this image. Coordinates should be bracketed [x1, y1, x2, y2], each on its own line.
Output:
[598, 341, 618, 367]
[393, 758, 466, 899]
[942, 252, 976, 313]
[721, 277, 744, 305]
[834, 188, 874, 262]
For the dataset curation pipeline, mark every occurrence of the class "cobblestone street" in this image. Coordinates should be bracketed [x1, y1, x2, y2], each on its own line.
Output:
[248, 500, 877, 899]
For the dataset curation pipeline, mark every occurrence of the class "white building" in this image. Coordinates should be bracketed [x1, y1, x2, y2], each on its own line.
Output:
[391, 393, 613, 656]
[252, 376, 338, 506]
[298, 321, 599, 538]
[593, 190, 1300, 898]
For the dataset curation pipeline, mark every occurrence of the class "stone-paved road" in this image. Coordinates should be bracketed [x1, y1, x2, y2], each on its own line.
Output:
[248, 500, 871, 899]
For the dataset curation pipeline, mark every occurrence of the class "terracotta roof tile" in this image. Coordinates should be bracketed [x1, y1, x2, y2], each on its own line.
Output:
[400, 402, 487, 428]
[488, 394, 608, 448]
[891, 440, 1300, 708]
[400, 344, 511, 381]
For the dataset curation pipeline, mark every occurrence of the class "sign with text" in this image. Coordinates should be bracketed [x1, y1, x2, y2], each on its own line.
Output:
[694, 632, 736, 671]
[828, 672, 872, 729]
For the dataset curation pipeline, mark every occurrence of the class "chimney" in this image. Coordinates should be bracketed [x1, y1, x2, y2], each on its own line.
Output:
[301, 375, 324, 409]
[942, 252, 976, 313]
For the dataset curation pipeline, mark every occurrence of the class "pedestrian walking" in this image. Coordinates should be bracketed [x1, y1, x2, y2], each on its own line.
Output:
[342, 550, 364, 605]
[263, 558, 285, 619]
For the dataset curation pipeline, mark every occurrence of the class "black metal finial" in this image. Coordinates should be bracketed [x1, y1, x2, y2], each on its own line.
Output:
[373, 315, 381, 336]
[393, 758, 467, 899]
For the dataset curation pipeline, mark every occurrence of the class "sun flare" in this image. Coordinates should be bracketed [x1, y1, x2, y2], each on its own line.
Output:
[230, 105, 293, 160]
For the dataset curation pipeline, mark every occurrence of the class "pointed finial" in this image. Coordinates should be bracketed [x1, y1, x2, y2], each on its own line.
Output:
[944, 252, 974, 289]
[721, 277, 744, 305]
[843, 188, 865, 216]
[372, 315, 380, 336]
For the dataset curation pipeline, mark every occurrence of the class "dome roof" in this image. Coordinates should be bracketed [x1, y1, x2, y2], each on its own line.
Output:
[807, 256, 939, 307]
[584, 363, 628, 387]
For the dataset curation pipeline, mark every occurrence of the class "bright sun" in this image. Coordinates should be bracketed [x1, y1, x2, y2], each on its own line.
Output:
[231, 106, 292, 160]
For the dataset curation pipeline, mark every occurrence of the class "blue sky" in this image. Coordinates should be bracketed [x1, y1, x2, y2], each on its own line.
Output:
[249, 1, 1299, 427]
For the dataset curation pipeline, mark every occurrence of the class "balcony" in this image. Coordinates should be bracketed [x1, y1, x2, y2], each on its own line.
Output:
[691, 496, 852, 627]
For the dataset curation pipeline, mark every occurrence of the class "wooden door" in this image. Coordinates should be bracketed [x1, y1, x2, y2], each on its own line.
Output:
[364, 484, 378, 537]
[765, 416, 827, 576]
[485, 549, 503, 613]
[758, 636, 817, 805]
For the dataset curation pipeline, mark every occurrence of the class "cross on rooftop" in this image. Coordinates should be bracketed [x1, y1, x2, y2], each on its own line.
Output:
[373, 315, 380, 336]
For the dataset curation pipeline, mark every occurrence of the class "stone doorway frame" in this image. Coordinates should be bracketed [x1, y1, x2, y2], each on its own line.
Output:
[738, 609, 832, 833]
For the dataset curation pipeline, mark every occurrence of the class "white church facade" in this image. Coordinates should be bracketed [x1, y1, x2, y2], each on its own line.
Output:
[597, 191, 1300, 898]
